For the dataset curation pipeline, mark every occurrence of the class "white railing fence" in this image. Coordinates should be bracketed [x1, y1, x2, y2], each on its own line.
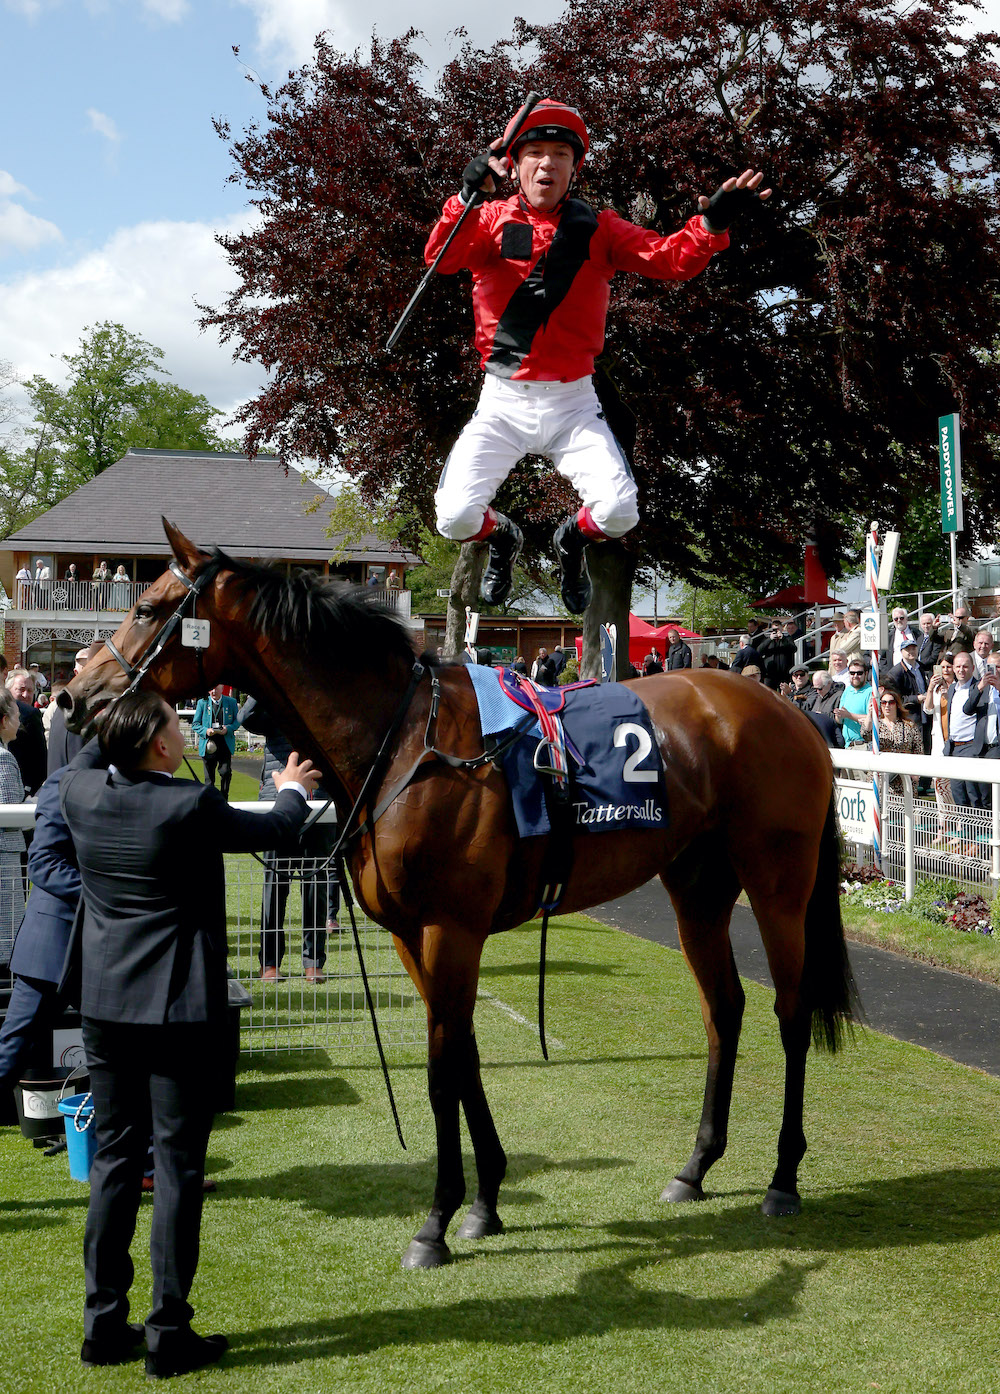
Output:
[831, 748, 1000, 899]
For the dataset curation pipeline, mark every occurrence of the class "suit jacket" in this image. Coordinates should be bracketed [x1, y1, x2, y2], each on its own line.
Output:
[46, 704, 86, 776]
[730, 643, 760, 673]
[829, 627, 862, 659]
[192, 694, 240, 758]
[916, 629, 944, 679]
[59, 768, 309, 1025]
[943, 681, 991, 757]
[9, 741, 106, 983]
[9, 699, 47, 795]
[887, 660, 927, 721]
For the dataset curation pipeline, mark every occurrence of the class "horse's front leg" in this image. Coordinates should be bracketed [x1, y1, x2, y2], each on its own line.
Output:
[455, 1028, 507, 1240]
[401, 922, 486, 1270]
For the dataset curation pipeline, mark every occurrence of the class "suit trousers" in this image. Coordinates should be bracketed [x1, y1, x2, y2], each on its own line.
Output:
[81, 1018, 219, 1347]
[202, 748, 233, 799]
[0, 974, 63, 1089]
[259, 825, 339, 971]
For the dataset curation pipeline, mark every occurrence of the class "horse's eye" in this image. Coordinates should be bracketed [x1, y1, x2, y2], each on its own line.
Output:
[135, 604, 155, 622]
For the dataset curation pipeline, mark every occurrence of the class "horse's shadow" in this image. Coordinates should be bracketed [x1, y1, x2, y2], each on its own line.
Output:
[224, 1163, 1000, 1363]
[226, 1254, 823, 1366]
[218, 1151, 631, 1220]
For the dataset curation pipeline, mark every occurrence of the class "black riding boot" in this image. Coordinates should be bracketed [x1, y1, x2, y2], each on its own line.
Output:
[480, 513, 523, 606]
[553, 516, 593, 615]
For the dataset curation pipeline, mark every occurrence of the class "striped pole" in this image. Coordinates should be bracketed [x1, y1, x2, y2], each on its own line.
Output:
[868, 522, 883, 865]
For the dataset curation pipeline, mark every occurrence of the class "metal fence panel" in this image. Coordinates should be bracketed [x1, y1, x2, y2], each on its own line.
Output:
[223, 852, 424, 1054]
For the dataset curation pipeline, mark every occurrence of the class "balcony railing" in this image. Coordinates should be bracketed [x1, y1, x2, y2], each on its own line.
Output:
[10, 579, 148, 614]
[8, 580, 412, 621]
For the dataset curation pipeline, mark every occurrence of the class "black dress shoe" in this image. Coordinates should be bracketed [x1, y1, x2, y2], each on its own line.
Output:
[145, 1331, 228, 1379]
[480, 512, 523, 606]
[80, 1323, 144, 1367]
[552, 516, 592, 615]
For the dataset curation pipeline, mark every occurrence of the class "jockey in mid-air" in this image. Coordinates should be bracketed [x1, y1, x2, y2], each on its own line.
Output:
[426, 98, 770, 614]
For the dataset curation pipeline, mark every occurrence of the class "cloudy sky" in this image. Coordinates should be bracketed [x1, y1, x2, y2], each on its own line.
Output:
[1, 0, 996, 437]
[0, 0, 562, 425]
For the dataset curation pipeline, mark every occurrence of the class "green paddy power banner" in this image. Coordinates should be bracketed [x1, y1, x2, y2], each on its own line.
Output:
[938, 414, 963, 534]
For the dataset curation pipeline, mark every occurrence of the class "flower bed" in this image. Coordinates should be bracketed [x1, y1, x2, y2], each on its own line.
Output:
[840, 862, 996, 936]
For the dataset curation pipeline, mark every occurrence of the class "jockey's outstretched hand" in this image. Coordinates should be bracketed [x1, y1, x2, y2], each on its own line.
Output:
[699, 169, 772, 232]
[461, 140, 511, 205]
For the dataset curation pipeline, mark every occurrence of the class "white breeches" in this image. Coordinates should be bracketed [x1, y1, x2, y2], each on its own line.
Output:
[434, 375, 640, 541]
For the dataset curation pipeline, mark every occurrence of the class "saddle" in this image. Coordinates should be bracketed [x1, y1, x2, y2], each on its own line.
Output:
[465, 665, 668, 912]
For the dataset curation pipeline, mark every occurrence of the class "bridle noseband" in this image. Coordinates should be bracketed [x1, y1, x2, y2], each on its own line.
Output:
[105, 559, 213, 699]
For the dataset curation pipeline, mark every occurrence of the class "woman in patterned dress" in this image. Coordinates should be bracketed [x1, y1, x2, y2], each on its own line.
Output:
[861, 682, 923, 795]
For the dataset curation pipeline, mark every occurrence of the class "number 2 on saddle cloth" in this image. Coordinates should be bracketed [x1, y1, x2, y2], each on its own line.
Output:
[465, 666, 669, 910]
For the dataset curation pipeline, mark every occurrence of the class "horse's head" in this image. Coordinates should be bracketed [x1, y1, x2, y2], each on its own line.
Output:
[59, 520, 235, 735]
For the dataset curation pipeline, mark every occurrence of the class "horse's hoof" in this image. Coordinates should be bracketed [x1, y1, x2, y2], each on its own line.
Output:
[456, 1208, 504, 1240]
[761, 1188, 801, 1217]
[401, 1238, 451, 1269]
[660, 1177, 704, 1204]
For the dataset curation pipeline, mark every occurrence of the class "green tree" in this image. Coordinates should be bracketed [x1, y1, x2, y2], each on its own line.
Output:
[0, 360, 73, 541]
[26, 321, 225, 482]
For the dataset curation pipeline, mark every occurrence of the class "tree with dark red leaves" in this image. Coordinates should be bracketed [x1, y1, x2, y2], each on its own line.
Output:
[202, 4, 1000, 667]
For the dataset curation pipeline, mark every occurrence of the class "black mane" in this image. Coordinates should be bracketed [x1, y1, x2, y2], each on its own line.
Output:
[204, 549, 420, 671]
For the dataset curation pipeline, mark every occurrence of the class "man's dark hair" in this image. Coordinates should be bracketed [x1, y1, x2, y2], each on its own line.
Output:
[99, 691, 171, 771]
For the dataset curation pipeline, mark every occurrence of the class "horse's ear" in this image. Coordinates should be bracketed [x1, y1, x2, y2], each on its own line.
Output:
[163, 518, 209, 573]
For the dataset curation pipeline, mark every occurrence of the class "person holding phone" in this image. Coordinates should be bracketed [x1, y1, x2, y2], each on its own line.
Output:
[922, 652, 957, 842]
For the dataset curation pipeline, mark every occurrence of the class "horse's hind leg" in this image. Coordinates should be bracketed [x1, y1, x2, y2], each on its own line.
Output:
[746, 891, 812, 1218]
[660, 856, 744, 1204]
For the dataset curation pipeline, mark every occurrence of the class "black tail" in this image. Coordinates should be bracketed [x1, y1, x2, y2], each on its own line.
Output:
[802, 793, 863, 1052]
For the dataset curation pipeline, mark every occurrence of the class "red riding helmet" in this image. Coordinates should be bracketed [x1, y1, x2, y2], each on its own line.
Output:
[505, 99, 589, 166]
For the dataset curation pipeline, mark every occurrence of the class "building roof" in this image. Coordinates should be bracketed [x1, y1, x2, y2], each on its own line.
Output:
[1, 448, 419, 565]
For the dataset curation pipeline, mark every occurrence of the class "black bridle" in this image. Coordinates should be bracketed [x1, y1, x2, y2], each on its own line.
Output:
[104, 559, 214, 698]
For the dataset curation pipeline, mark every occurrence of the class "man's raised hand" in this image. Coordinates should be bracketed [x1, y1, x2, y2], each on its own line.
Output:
[699, 169, 772, 232]
[274, 753, 322, 797]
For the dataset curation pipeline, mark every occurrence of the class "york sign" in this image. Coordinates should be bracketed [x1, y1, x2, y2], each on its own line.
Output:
[836, 780, 878, 847]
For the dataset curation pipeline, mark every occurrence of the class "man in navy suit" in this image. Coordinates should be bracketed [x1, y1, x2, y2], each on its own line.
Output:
[59, 691, 320, 1377]
[0, 740, 106, 1097]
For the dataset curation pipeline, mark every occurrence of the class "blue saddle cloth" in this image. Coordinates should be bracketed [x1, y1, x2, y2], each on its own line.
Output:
[465, 665, 668, 839]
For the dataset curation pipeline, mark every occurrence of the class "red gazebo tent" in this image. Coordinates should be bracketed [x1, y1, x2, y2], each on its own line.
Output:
[751, 584, 840, 610]
[574, 614, 703, 669]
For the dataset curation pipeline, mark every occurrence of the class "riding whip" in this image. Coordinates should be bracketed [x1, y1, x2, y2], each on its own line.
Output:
[385, 91, 543, 352]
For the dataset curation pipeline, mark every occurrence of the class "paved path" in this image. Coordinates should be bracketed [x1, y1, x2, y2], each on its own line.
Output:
[589, 879, 1000, 1078]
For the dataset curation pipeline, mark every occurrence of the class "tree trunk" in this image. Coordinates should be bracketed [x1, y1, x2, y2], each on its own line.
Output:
[580, 541, 636, 680]
[443, 542, 487, 656]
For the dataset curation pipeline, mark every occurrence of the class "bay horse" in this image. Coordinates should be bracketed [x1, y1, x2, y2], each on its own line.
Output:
[60, 522, 858, 1269]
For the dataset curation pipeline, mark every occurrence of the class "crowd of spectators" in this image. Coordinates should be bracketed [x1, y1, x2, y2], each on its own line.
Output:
[13, 559, 135, 610]
[673, 603, 1000, 855]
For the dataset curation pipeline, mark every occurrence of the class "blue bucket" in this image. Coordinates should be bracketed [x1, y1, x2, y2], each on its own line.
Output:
[57, 1092, 97, 1182]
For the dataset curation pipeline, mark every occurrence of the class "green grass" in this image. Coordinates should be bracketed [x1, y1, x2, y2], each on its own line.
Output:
[4, 914, 1000, 1391]
[840, 900, 1000, 983]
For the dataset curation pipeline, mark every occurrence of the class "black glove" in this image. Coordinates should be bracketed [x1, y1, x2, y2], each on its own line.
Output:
[702, 183, 762, 232]
[460, 151, 494, 207]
